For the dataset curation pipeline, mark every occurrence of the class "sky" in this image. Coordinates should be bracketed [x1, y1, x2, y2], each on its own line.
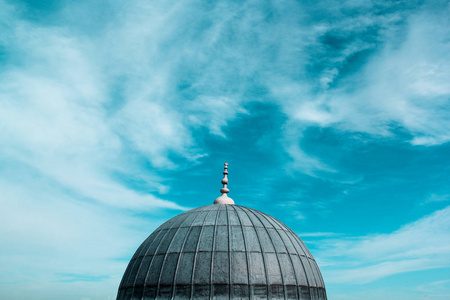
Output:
[0, 0, 449, 299]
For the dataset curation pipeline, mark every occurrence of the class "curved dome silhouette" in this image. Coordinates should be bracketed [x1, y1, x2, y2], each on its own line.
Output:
[117, 205, 326, 299]
[117, 163, 327, 299]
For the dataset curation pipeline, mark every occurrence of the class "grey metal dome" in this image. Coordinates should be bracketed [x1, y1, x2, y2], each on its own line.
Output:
[117, 204, 327, 299]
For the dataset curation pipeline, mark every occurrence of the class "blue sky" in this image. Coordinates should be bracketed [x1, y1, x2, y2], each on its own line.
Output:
[0, 0, 449, 299]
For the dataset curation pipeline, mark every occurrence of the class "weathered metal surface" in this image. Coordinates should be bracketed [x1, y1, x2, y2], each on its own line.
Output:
[117, 205, 327, 299]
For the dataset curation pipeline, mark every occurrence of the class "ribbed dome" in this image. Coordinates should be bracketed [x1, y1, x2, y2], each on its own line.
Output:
[117, 204, 327, 299]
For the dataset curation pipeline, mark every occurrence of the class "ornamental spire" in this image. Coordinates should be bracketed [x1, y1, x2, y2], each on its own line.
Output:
[214, 161, 235, 205]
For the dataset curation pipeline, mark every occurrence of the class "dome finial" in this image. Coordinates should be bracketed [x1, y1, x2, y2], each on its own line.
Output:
[214, 161, 235, 205]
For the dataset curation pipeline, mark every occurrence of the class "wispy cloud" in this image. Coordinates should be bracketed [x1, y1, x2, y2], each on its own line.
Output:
[317, 206, 450, 284]
[0, 173, 155, 299]
[416, 279, 450, 297]
[422, 193, 450, 205]
[273, 1, 450, 151]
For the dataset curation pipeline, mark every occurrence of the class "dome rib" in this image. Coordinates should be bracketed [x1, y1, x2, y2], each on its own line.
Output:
[158, 210, 203, 297]
[141, 212, 191, 298]
[235, 205, 269, 291]
[127, 225, 163, 297]
[247, 207, 286, 296]
[144, 211, 197, 298]
[178, 207, 214, 297]
[267, 211, 327, 298]
[209, 203, 222, 296]
[229, 204, 251, 294]
[225, 205, 233, 297]
[259, 211, 310, 297]
[263, 214, 311, 290]
[189, 205, 216, 298]
[123, 225, 169, 286]
[126, 219, 174, 298]
[250, 211, 292, 297]
[266, 212, 316, 294]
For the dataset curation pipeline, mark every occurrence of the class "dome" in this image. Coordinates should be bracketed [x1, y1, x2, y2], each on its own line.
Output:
[117, 204, 327, 299]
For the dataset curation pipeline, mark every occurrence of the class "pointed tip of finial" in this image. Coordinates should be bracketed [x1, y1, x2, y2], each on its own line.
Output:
[214, 161, 234, 205]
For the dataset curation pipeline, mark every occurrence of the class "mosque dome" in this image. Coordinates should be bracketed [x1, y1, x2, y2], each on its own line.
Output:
[117, 163, 327, 299]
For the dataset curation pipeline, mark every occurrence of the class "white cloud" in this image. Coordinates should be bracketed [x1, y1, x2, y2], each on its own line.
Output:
[292, 210, 306, 220]
[423, 193, 450, 205]
[317, 206, 450, 284]
[113, 100, 194, 168]
[0, 172, 166, 300]
[281, 121, 336, 174]
[187, 96, 248, 137]
[279, 5, 450, 147]
[416, 279, 450, 296]
[0, 0, 244, 211]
